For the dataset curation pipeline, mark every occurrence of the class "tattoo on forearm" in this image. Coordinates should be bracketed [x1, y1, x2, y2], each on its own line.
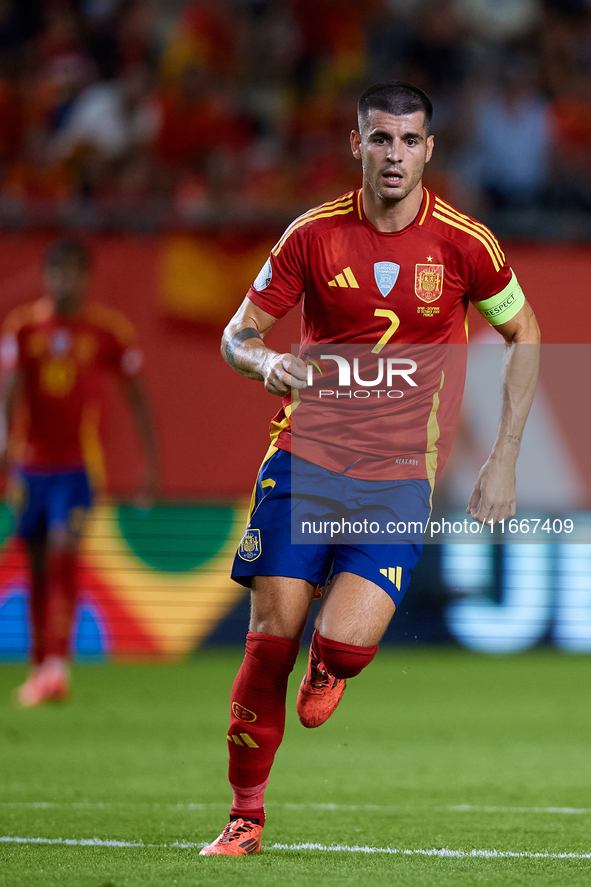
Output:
[505, 434, 521, 444]
[226, 327, 262, 370]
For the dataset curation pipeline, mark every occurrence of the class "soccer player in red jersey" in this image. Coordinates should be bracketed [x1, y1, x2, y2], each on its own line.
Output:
[200, 82, 540, 855]
[0, 239, 158, 707]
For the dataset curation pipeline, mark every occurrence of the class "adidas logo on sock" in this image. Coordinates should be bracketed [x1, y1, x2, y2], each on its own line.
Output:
[227, 733, 259, 748]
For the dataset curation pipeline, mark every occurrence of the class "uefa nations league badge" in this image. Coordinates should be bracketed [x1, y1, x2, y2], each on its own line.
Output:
[238, 528, 262, 561]
[374, 262, 400, 297]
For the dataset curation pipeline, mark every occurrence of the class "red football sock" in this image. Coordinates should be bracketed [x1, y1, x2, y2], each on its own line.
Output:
[29, 570, 47, 665]
[44, 550, 78, 659]
[230, 778, 269, 824]
[314, 630, 378, 679]
[228, 632, 299, 823]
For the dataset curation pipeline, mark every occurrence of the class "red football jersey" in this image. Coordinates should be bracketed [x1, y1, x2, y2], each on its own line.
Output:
[1, 298, 142, 470]
[247, 188, 519, 484]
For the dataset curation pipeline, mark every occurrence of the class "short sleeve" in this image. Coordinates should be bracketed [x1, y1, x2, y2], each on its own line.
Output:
[246, 223, 306, 318]
[466, 229, 512, 304]
[88, 305, 143, 376]
[466, 229, 526, 326]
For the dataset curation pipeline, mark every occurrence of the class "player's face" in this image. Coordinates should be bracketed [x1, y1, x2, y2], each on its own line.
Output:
[351, 109, 434, 205]
[45, 257, 88, 315]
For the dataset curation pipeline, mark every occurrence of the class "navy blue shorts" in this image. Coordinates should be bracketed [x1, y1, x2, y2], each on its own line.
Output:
[12, 469, 93, 541]
[231, 449, 431, 607]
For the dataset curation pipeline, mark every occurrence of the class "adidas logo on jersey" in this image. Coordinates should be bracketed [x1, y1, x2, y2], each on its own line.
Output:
[379, 567, 402, 591]
[328, 267, 359, 288]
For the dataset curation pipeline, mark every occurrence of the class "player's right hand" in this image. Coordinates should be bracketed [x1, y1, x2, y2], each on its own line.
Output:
[263, 353, 307, 396]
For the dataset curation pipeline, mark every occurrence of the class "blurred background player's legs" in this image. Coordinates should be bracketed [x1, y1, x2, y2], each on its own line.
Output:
[27, 537, 47, 667]
[18, 533, 76, 707]
[15, 470, 92, 707]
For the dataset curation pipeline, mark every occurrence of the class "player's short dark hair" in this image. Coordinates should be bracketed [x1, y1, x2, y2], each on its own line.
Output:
[46, 238, 91, 271]
[358, 81, 433, 133]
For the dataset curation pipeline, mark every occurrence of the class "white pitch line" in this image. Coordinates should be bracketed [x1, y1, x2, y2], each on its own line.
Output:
[0, 836, 154, 849]
[2, 835, 591, 860]
[277, 803, 591, 816]
[0, 802, 106, 810]
[448, 805, 591, 816]
[269, 843, 591, 859]
[2, 801, 591, 816]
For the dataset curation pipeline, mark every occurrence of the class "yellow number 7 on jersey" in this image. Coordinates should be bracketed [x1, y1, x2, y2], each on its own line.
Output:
[372, 309, 400, 354]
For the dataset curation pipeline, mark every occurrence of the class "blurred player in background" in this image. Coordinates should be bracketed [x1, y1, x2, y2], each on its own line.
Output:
[201, 81, 540, 855]
[0, 238, 158, 707]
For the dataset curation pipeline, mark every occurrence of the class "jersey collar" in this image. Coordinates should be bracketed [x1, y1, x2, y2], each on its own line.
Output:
[356, 187, 432, 235]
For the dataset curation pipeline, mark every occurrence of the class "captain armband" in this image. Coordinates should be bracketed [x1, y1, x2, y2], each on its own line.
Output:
[474, 270, 525, 326]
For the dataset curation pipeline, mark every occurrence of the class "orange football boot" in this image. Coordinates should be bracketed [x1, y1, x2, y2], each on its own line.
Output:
[199, 818, 263, 856]
[296, 641, 346, 728]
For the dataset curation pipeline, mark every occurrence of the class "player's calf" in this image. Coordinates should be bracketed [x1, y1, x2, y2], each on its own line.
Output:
[227, 632, 299, 821]
[314, 631, 379, 678]
[296, 630, 378, 728]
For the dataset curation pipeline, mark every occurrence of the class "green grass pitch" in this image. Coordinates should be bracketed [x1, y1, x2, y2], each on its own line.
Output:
[1, 649, 591, 886]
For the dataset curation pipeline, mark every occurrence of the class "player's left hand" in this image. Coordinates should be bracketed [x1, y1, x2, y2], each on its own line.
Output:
[467, 456, 516, 525]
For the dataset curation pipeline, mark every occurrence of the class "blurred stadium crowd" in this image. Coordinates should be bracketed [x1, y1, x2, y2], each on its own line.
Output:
[0, 0, 590, 234]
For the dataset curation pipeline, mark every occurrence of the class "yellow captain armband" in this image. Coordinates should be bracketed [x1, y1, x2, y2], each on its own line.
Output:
[474, 270, 525, 326]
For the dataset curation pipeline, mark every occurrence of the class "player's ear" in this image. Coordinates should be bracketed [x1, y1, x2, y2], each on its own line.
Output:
[425, 134, 434, 164]
[350, 129, 362, 160]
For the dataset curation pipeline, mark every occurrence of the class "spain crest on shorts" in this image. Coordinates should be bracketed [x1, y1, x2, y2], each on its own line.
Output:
[238, 528, 261, 561]
[415, 264, 444, 302]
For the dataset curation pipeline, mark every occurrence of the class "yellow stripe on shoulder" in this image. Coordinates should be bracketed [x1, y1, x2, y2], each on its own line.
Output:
[273, 195, 354, 255]
[434, 198, 505, 266]
[84, 303, 136, 346]
[432, 211, 502, 272]
[435, 195, 503, 242]
[2, 299, 52, 335]
[434, 198, 505, 265]
[279, 193, 353, 236]
[273, 202, 354, 256]
[314, 192, 355, 211]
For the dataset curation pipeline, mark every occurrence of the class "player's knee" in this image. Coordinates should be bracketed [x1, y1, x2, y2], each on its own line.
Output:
[315, 632, 378, 679]
[47, 525, 78, 552]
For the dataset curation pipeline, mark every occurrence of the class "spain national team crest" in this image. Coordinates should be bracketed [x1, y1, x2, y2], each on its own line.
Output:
[238, 528, 261, 561]
[415, 264, 444, 302]
[232, 701, 258, 723]
[374, 262, 400, 297]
